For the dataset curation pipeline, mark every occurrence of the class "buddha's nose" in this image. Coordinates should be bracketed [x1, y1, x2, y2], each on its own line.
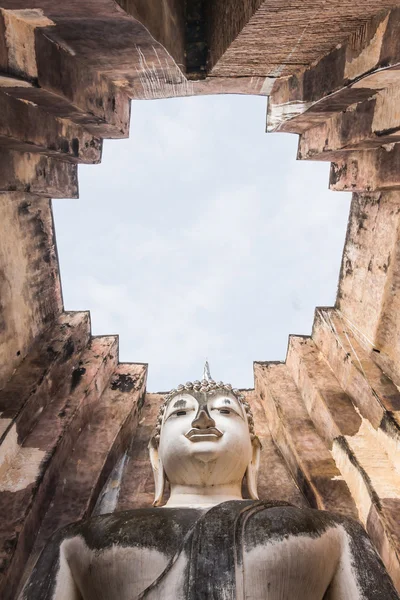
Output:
[191, 407, 216, 430]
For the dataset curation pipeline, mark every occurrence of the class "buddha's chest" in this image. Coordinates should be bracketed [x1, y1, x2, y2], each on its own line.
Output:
[64, 541, 172, 600]
[59, 527, 343, 600]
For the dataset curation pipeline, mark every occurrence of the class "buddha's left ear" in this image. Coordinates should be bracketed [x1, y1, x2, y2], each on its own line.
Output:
[148, 437, 166, 506]
[246, 436, 262, 500]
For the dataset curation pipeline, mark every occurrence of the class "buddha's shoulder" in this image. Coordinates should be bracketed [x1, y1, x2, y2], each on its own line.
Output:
[52, 506, 205, 551]
[243, 502, 362, 542]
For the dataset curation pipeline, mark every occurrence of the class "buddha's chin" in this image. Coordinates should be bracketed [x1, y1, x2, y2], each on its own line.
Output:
[189, 441, 221, 463]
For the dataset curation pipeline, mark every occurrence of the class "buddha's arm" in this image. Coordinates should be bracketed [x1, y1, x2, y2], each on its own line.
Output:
[20, 528, 82, 600]
[325, 519, 399, 600]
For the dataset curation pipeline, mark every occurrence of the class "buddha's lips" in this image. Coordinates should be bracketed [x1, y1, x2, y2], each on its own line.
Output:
[185, 428, 223, 441]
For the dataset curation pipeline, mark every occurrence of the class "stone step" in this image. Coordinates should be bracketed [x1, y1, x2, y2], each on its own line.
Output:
[0, 92, 102, 163]
[267, 9, 400, 134]
[31, 15, 187, 101]
[0, 7, 130, 137]
[329, 146, 400, 193]
[35, 29, 130, 138]
[0, 31, 130, 138]
[0, 311, 91, 450]
[0, 335, 118, 600]
[254, 361, 357, 517]
[297, 86, 400, 162]
[286, 336, 363, 445]
[0, 149, 78, 197]
[312, 308, 400, 442]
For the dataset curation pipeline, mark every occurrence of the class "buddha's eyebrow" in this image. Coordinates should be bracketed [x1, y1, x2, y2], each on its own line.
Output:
[173, 399, 187, 408]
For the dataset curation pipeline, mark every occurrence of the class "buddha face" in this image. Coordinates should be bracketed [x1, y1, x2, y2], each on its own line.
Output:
[159, 392, 252, 485]
[149, 390, 260, 504]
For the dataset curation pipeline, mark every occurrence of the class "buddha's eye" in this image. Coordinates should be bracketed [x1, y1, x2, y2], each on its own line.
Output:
[176, 410, 187, 416]
[211, 406, 231, 415]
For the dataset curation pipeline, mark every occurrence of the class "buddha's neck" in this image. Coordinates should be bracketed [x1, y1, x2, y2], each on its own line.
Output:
[165, 482, 243, 508]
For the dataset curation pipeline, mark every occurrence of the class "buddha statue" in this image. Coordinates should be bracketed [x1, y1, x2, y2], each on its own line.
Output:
[22, 365, 399, 599]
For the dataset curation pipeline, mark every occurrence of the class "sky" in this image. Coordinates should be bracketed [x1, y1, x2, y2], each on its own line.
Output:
[53, 95, 351, 392]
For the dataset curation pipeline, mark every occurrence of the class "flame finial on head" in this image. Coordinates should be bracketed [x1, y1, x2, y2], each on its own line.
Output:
[203, 360, 212, 383]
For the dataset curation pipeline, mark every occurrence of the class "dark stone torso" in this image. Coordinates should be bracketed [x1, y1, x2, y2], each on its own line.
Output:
[71, 506, 205, 555]
[22, 502, 400, 600]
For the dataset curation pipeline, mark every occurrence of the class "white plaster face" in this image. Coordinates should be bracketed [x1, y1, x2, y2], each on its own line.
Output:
[159, 392, 253, 488]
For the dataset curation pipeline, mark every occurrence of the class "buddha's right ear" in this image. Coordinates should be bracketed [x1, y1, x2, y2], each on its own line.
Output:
[246, 435, 262, 500]
[148, 437, 165, 506]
